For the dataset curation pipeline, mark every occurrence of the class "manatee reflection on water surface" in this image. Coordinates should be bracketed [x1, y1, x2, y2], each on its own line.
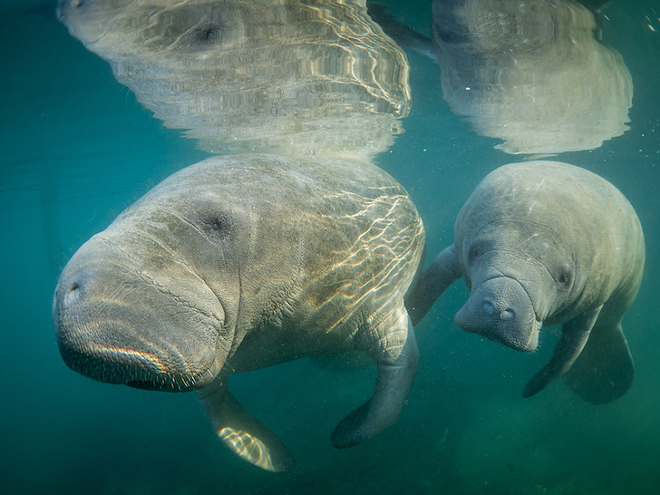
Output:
[430, 0, 633, 155]
[56, 0, 411, 161]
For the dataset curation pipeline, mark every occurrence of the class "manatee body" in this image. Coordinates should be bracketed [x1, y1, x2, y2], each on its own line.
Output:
[407, 161, 644, 403]
[53, 154, 425, 471]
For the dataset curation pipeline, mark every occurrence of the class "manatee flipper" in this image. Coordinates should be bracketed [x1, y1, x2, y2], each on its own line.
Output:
[523, 306, 602, 398]
[406, 244, 461, 325]
[331, 315, 419, 448]
[196, 379, 294, 472]
[562, 322, 635, 404]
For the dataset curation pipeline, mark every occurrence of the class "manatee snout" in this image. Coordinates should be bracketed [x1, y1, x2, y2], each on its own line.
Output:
[455, 277, 541, 352]
[53, 237, 222, 392]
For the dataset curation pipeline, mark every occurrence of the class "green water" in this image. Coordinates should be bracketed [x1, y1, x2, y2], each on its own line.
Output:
[1, 1, 659, 493]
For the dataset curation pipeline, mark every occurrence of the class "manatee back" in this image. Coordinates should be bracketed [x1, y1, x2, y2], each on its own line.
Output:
[138, 154, 425, 367]
[459, 161, 633, 227]
[456, 161, 642, 252]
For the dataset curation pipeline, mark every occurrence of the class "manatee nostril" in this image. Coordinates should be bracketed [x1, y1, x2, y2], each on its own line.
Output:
[64, 282, 81, 306]
[500, 309, 515, 321]
[483, 300, 515, 320]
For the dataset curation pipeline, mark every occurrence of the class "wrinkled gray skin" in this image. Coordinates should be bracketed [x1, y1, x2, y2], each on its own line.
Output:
[407, 161, 644, 403]
[53, 154, 424, 472]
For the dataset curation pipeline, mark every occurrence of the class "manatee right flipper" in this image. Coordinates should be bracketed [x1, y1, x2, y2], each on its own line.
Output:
[331, 315, 419, 448]
[562, 322, 635, 404]
[405, 244, 461, 325]
[196, 378, 294, 472]
[523, 306, 602, 398]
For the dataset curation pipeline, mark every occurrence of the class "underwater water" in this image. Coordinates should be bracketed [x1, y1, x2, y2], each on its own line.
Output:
[1, 0, 659, 493]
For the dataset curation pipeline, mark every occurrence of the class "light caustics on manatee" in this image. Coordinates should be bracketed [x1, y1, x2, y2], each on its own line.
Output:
[218, 427, 277, 472]
[301, 192, 422, 334]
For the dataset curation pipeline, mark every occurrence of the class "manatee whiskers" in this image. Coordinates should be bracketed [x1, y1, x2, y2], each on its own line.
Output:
[95, 346, 166, 374]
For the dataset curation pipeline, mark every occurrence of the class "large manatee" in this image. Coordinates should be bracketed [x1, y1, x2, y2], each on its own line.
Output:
[407, 161, 644, 403]
[53, 154, 425, 471]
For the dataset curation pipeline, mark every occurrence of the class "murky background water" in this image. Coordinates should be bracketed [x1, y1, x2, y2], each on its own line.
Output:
[1, 1, 659, 493]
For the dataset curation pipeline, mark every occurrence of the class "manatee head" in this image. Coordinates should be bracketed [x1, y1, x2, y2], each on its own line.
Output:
[454, 218, 576, 353]
[53, 174, 241, 392]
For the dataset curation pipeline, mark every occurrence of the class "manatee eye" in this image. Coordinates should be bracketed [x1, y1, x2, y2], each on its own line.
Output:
[194, 24, 222, 44]
[202, 216, 231, 240]
[191, 197, 234, 242]
[557, 269, 573, 288]
[177, 22, 223, 51]
[467, 243, 481, 264]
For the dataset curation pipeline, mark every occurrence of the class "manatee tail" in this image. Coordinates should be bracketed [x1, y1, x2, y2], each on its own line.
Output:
[331, 315, 418, 448]
[562, 322, 635, 404]
[197, 379, 294, 472]
[405, 244, 462, 325]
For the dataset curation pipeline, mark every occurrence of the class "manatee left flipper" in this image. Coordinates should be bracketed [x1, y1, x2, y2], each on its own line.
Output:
[331, 315, 419, 448]
[562, 322, 635, 404]
[196, 379, 294, 472]
[523, 306, 602, 398]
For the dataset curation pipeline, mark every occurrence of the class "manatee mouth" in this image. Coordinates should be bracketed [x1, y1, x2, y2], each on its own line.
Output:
[127, 380, 183, 392]
[54, 271, 222, 392]
[94, 345, 208, 392]
[455, 276, 542, 352]
[56, 330, 218, 392]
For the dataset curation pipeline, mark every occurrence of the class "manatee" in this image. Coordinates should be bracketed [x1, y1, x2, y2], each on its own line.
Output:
[53, 154, 425, 471]
[407, 161, 644, 403]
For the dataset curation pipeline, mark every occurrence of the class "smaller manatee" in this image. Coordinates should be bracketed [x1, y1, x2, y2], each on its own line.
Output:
[406, 161, 644, 403]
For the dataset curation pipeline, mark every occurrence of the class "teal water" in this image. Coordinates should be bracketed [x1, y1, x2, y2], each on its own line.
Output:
[1, 1, 659, 493]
